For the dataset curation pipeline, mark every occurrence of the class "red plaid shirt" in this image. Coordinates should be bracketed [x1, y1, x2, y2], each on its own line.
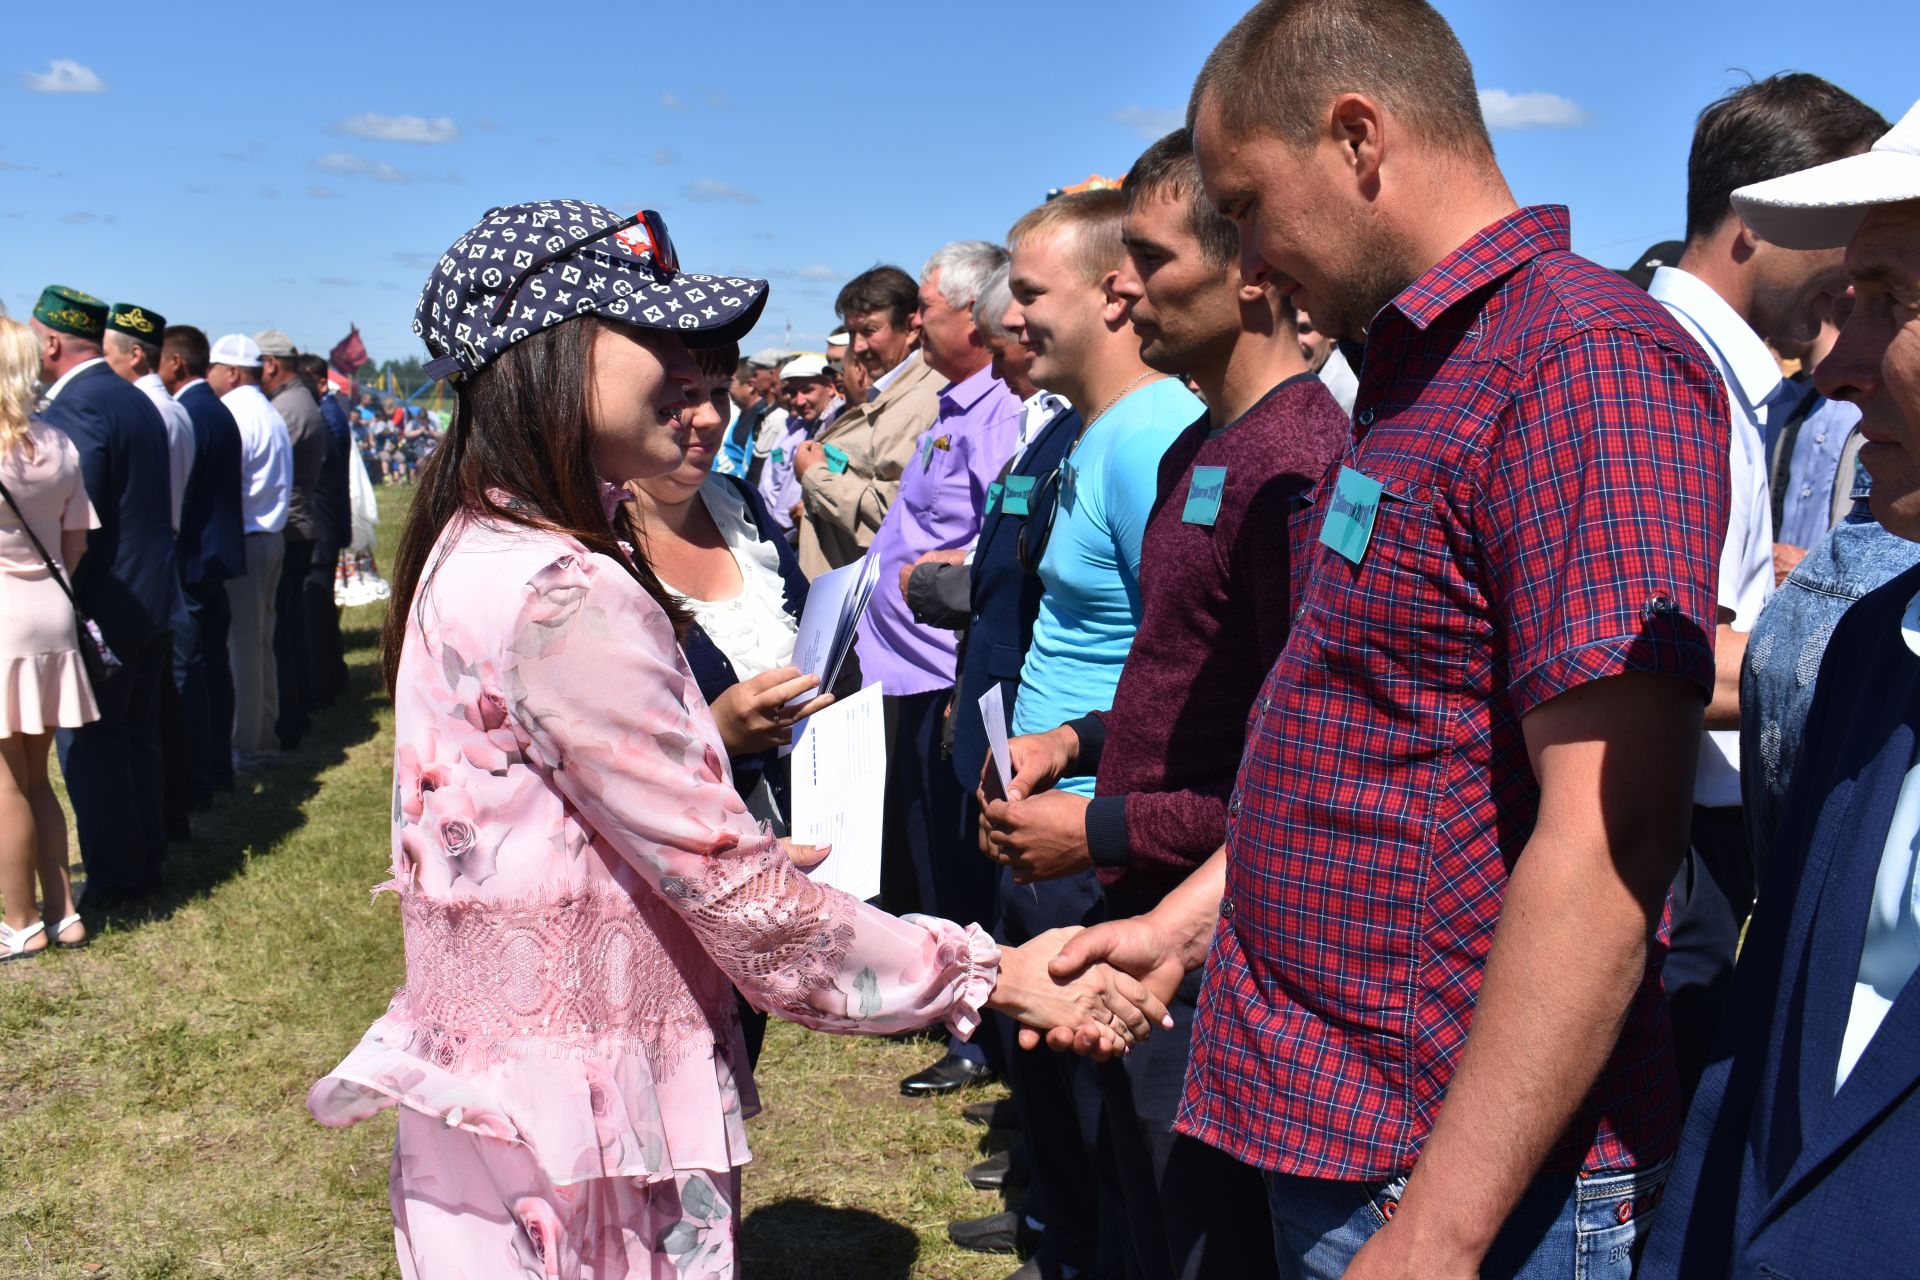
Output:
[1177, 207, 1729, 1180]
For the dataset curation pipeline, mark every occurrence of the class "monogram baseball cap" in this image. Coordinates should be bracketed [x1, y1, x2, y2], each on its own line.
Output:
[414, 198, 769, 382]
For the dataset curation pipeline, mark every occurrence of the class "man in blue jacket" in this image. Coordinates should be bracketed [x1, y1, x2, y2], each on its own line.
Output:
[30, 286, 182, 908]
[1643, 100, 1920, 1278]
[160, 324, 247, 808]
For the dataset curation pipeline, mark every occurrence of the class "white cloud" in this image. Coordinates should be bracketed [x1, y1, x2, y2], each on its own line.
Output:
[1111, 105, 1183, 140]
[766, 265, 842, 282]
[1478, 89, 1591, 131]
[23, 59, 106, 94]
[652, 146, 681, 165]
[333, 113, 460, 144]
[660, 91, 690, 112]
[313, 153, 461, 185]
[682, 178, 758, 204]
[315, 152, 406, 182]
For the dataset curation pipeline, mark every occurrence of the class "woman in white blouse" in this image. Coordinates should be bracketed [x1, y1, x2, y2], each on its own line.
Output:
[627, 341, 832, 834]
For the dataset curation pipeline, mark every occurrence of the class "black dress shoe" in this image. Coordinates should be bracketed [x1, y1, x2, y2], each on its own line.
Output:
[900, 1052, 997, 1097]
[963, 1097, 1020, 1130]
[947, 1210, 1040, 1255]
[966, 1149, 1014, 1191]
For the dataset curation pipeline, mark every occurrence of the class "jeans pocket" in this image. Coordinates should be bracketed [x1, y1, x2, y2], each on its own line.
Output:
[1572, 1158, 1670, 1280]
[1362, 1174, 1412, 1231]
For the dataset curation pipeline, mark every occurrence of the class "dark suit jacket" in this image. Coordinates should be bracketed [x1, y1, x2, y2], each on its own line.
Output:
[949, 407, 1080, 791]
[318, 392, 354, 550]
[175, 382, 247, 587]
[42, 361, 181, 646]
[1643, 560, 1920, 1279]
[679, 475, 810, 809]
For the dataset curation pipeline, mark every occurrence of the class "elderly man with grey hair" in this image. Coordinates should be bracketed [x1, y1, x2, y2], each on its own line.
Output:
[1644, 98, 1920, 1280]
[102, 303, 195, 531]
[847, 240, 1028, 1097]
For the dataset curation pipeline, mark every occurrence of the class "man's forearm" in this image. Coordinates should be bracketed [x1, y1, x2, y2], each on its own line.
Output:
[1704, 623, 1746, 729]
[1153, 845, 1229, 971]
[1383, 827, 1659, 1261]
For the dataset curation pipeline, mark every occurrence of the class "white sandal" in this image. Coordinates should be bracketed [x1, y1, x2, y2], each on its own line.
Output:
[51, 913, 87, 950]
[1, 920, 46, 963]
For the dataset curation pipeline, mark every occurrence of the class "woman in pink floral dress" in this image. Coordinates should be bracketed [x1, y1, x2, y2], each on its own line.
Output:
[307, 200, 1165, 1279]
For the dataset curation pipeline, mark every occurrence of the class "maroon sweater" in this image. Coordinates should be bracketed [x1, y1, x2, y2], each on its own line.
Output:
[1071, 373, 1349, 908]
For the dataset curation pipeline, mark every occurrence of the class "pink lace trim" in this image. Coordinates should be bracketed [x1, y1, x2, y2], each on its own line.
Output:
[397, 887, 719, 1071]
[660, 838, 860, 1019]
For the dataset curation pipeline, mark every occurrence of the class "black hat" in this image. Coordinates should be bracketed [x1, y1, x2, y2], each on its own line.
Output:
[414, 198, 769, 382]
[107, 303, 166, 342]
[1618, 240, 1685, 292]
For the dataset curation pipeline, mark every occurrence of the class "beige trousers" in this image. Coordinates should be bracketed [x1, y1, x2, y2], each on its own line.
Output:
[227, 531, 283, 756]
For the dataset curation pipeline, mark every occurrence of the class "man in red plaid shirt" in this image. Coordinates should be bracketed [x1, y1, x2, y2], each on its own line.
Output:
[1042, 2, 1730, 1276]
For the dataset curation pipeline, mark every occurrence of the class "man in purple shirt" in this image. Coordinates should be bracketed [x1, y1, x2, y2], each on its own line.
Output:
[854, 239, 1023, 1095]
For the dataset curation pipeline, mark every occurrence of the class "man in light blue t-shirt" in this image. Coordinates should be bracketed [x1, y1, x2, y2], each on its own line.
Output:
[1004, 199, 1200, 789]
[942, 188, 1199, 1274]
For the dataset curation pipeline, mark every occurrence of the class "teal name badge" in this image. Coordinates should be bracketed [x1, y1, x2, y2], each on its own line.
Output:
[824, 443, 850, 474]
[1003, 473, 1036, 516]
[1182, 466, 1228, 526]
[772, 447, 786, 465]
[1319, 466, 1384, 564]
[987, 480, 1005, 512]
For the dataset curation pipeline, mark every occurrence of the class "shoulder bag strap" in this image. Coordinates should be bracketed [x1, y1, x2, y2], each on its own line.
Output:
[0, 471, 82, 610]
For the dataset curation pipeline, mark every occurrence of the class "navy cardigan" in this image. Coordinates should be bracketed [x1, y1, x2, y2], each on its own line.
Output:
[678, 475, 810, 807]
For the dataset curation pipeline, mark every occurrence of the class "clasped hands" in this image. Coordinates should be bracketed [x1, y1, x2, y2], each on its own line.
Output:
[976, 723, 1093, 883]
[986, 926, 1173, 1059]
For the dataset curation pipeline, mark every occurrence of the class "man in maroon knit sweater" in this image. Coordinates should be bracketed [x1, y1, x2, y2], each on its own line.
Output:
[982, 129, 1349, 1279]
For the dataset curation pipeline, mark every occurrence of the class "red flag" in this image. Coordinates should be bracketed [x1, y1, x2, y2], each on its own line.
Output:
[329, 325, 370, 376]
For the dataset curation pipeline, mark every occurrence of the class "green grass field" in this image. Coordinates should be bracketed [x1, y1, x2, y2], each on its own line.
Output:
[1, 485, 1015, 1280]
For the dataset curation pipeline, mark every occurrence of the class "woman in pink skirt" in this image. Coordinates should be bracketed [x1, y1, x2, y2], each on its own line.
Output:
[307, 200, 1166, 1279]
[0, 314, 96, 962]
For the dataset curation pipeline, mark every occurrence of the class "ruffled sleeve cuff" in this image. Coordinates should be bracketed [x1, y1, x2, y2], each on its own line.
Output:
[905, 917, 1000, 1041]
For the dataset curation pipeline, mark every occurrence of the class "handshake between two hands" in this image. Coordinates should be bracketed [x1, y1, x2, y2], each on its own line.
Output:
[983, 919, 1187, 1060]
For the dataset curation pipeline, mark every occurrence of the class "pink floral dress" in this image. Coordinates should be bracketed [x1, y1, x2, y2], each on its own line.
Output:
[309, 511, 998, 1279]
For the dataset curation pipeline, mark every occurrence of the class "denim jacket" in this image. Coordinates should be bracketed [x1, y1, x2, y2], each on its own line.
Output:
[1741, 481, 1920, 871]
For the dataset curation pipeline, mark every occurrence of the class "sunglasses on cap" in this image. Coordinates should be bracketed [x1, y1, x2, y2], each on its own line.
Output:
[488, 208, 679, 328]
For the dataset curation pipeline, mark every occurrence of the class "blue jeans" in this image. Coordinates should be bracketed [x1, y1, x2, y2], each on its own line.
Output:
[1263, 1159, 1668, 1280]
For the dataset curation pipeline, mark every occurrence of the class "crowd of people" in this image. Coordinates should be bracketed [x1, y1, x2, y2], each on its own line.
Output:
[5, 1, 1920, 1277]
[0, 305, 367, 934]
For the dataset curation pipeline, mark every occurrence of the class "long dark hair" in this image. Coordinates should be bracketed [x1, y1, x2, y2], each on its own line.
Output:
[380, 316, 691, 693]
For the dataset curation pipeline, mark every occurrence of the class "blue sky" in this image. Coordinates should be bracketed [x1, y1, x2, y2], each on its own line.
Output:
[2, 1, 1912, 372]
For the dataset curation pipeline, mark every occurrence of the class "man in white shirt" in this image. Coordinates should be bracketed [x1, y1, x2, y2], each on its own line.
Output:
[206, 333, 292, 769]
[1641, 95, 1920, 1280]
[1649, 73, 1888, 1097]
[102, 302, 194, 531]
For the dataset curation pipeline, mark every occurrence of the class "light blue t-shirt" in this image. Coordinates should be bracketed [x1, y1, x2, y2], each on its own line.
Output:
[1013, 377, 1201, 796]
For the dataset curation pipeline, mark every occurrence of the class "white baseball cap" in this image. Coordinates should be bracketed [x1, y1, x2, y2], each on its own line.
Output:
[210, 333, 262, 368]
[780, 353, 830, 381]
[1733, 99, 1920, 250]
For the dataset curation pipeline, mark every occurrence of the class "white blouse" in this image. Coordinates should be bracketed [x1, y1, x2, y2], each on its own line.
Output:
[676, 475, 798, 680]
